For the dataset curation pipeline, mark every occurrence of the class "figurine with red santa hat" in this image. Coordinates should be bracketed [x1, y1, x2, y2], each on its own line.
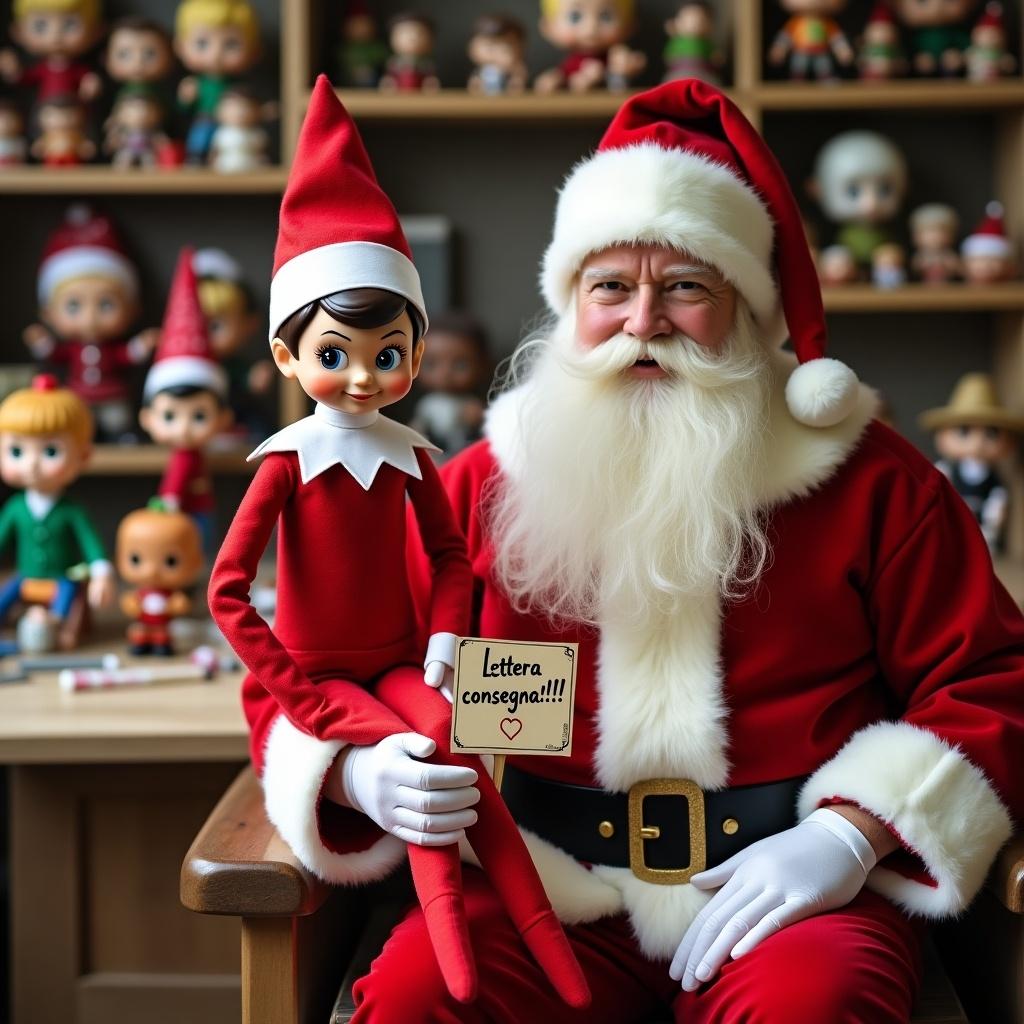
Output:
[139, 248, 233, 556]
[962, 201, 1017, 283]
[208, 77, 589, 1010]
[23, 205, 159, 442]
[857, 3, 909, 79]
[965, 2, 1017, 80]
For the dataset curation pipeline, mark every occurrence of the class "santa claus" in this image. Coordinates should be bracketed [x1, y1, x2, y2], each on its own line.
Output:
[247, 80, 1024, 1022]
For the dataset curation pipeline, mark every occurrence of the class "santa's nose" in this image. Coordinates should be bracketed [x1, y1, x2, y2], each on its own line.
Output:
[623, 288, 672, 342]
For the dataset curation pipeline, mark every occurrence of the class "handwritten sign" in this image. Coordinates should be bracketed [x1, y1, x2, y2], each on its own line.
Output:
[450, 638, 577, 756]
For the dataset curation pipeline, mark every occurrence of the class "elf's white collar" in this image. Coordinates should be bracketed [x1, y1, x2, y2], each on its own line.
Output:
[248, 402, 439, 490]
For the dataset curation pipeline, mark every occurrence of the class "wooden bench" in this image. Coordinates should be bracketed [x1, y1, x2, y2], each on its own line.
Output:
[182, 767, 1022, 1024]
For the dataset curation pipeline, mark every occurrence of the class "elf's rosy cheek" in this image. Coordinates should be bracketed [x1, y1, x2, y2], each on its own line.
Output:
[385, 376, 410, 399]
[308, 375, 340, 401]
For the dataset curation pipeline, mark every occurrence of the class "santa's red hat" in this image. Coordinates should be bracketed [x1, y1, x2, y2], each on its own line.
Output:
[962, 202, 1012, 258]
[268, 75, 426, 341]
[865, 2, 896, 25]
[38, 204, 139, 306]
[542, 79, 860, 428]
[144, 247, 228, 402]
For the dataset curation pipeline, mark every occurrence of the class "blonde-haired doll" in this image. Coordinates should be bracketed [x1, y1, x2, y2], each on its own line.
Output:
[0, 375, 114, 649]
[174, 0, 261, 164]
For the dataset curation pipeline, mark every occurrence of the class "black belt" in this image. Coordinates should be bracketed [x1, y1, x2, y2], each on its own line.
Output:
[501, 765, 806, 885]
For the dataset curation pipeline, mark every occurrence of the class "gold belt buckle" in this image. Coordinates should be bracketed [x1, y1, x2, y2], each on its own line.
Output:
[627, 778, 706, 885]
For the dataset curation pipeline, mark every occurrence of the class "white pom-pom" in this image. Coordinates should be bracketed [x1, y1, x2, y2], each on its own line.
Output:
[785, 357, 859, 428]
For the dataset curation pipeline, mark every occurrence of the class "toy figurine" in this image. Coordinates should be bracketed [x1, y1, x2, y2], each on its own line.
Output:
[817, 244, 859, 285]
[961, 202, 1017, 283]
[337, 0, 388, 88]
[534, 0, 644, 93]
[662, 1, 724, 84]
[116, 500, 203, 655]
[410, 310, 490, 460]
[31, 95, 95, 165]
[208, 78, 588, 1011]
[104, 16, 175, 105]
[193, 247, 272, 438]
[857, 3, 909, 79]
[103, 88, 169, 167]
[920, 373, 1024, 552]
[891, 0, 978, 76]
[467, 13, 529, 95]
[910, 203, 961, 283]
[965, 2, 1016, 81]
[871, 242, 906, 288]
[209, 86, 275, 172]
[24, 205, 159, 441]
[0, 375, 115, 652]
[139, 249, 232, 556]
[767, 0, 855, 81]
[605, 41, 647, 91]
[174, 0, 261, 166]
[0, 99, 27, 166]
[810, 130, 908, 273]
[0, 0, 103, 107]
[379, 12, 440, 92]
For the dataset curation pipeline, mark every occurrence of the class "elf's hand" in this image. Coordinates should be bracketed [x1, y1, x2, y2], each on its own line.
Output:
[335, 733, 479, 847]
[669, 809, 876, 991]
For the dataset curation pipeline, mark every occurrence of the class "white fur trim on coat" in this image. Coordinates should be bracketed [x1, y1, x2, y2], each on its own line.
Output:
[798, 721, 1013, 917]
[541, 143, 776, 324]
[261, 714, 406, 884]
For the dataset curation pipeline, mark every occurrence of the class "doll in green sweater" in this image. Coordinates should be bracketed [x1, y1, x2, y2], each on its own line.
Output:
[0, 375, 114, 642]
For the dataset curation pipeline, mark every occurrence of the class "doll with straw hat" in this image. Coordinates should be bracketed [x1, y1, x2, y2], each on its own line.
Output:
[920, 372, 1024, 552]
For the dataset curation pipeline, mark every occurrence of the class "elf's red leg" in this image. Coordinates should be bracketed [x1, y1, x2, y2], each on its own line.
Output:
[312, 675, 477, 1004]
[375, 666, 591, 1009]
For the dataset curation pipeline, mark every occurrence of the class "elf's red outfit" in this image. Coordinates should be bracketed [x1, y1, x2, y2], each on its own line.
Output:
[248, 81, 1023, 1019]
[209, 76, 587, 1007]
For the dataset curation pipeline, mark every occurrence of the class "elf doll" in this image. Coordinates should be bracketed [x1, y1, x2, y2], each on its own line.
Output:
[139, 248, 233, 557]
[208, 77, 588, 1009]
[0, 0, 103, 107]
[24, 205, 159, 441]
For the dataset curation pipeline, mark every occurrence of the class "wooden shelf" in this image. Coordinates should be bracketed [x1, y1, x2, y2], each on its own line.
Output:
[327, 87, 658, 121]
[755, 79, 1024, 112]
[83, 445, 254, 476]
[0, 167, 288, 196]
[822, 283, 1024, 313]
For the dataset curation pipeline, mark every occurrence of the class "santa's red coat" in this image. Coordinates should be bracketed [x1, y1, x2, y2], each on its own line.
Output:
[242, 358, 1023, 952]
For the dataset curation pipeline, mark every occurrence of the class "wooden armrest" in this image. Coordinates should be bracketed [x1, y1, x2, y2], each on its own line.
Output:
[988, 834, 1024, 914]
[180, 765, 331, 918]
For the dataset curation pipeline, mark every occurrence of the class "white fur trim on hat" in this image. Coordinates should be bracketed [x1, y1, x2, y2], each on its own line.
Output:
[143, 355, 228, 402]
[541, 142, 777, 322]
[269, 240, 428, 340]
[961, 234, 1013, 258]
[193, 247, 243, 282]
[38, 247, 138, 305]
[784, 357, 859, 428]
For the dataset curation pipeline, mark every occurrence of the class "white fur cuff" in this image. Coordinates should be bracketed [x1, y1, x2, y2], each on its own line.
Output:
[261, 715, 406, 884]
[798, 721, 1012, 917]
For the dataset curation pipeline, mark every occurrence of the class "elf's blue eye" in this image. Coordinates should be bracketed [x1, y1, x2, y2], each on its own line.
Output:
[318, 346, 347, 370]
[375, 347, 402, 371]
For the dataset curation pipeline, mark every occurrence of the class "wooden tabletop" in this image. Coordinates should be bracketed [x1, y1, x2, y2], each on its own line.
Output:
[0, 626, 248, 765]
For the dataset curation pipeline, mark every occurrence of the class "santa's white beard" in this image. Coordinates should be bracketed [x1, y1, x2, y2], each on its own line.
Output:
[488, 305, 772, 627]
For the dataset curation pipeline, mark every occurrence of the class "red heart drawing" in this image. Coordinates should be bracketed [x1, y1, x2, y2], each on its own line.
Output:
[500, 717, 523, 740]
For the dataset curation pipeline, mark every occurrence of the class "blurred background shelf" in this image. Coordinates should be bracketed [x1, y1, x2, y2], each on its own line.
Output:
[0, 167, 288, 195]
[754, 80, 1024, 111]
[83, 446, 254, 476]
[823, 284, 1024, 313]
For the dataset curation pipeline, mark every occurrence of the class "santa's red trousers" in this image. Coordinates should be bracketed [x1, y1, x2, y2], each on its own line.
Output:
[351, 869, 923, 1023]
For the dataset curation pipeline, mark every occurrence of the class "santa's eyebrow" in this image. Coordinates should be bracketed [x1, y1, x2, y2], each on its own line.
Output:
[663, 264, 715, 277]
[581, 267, 630, 281]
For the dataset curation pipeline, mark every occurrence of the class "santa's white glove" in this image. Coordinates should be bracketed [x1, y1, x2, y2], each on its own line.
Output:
[670, 808, 877, 991]
[423, 631, 457, 703]
[335, 733, 479, 848]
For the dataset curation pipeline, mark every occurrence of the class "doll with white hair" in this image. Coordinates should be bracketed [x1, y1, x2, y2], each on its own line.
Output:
[810, 129, 908, 274]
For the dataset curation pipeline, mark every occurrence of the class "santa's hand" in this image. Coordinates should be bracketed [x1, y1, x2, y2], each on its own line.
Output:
[669, 809, 876, 991]
[337, 733, 479, 847]
[423, 631, 456, 701]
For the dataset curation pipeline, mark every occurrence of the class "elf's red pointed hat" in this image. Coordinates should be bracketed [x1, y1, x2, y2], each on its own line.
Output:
[542, 79, 859, 428]
[144, 247, 228, 402]
[269, 76, 426, 340]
